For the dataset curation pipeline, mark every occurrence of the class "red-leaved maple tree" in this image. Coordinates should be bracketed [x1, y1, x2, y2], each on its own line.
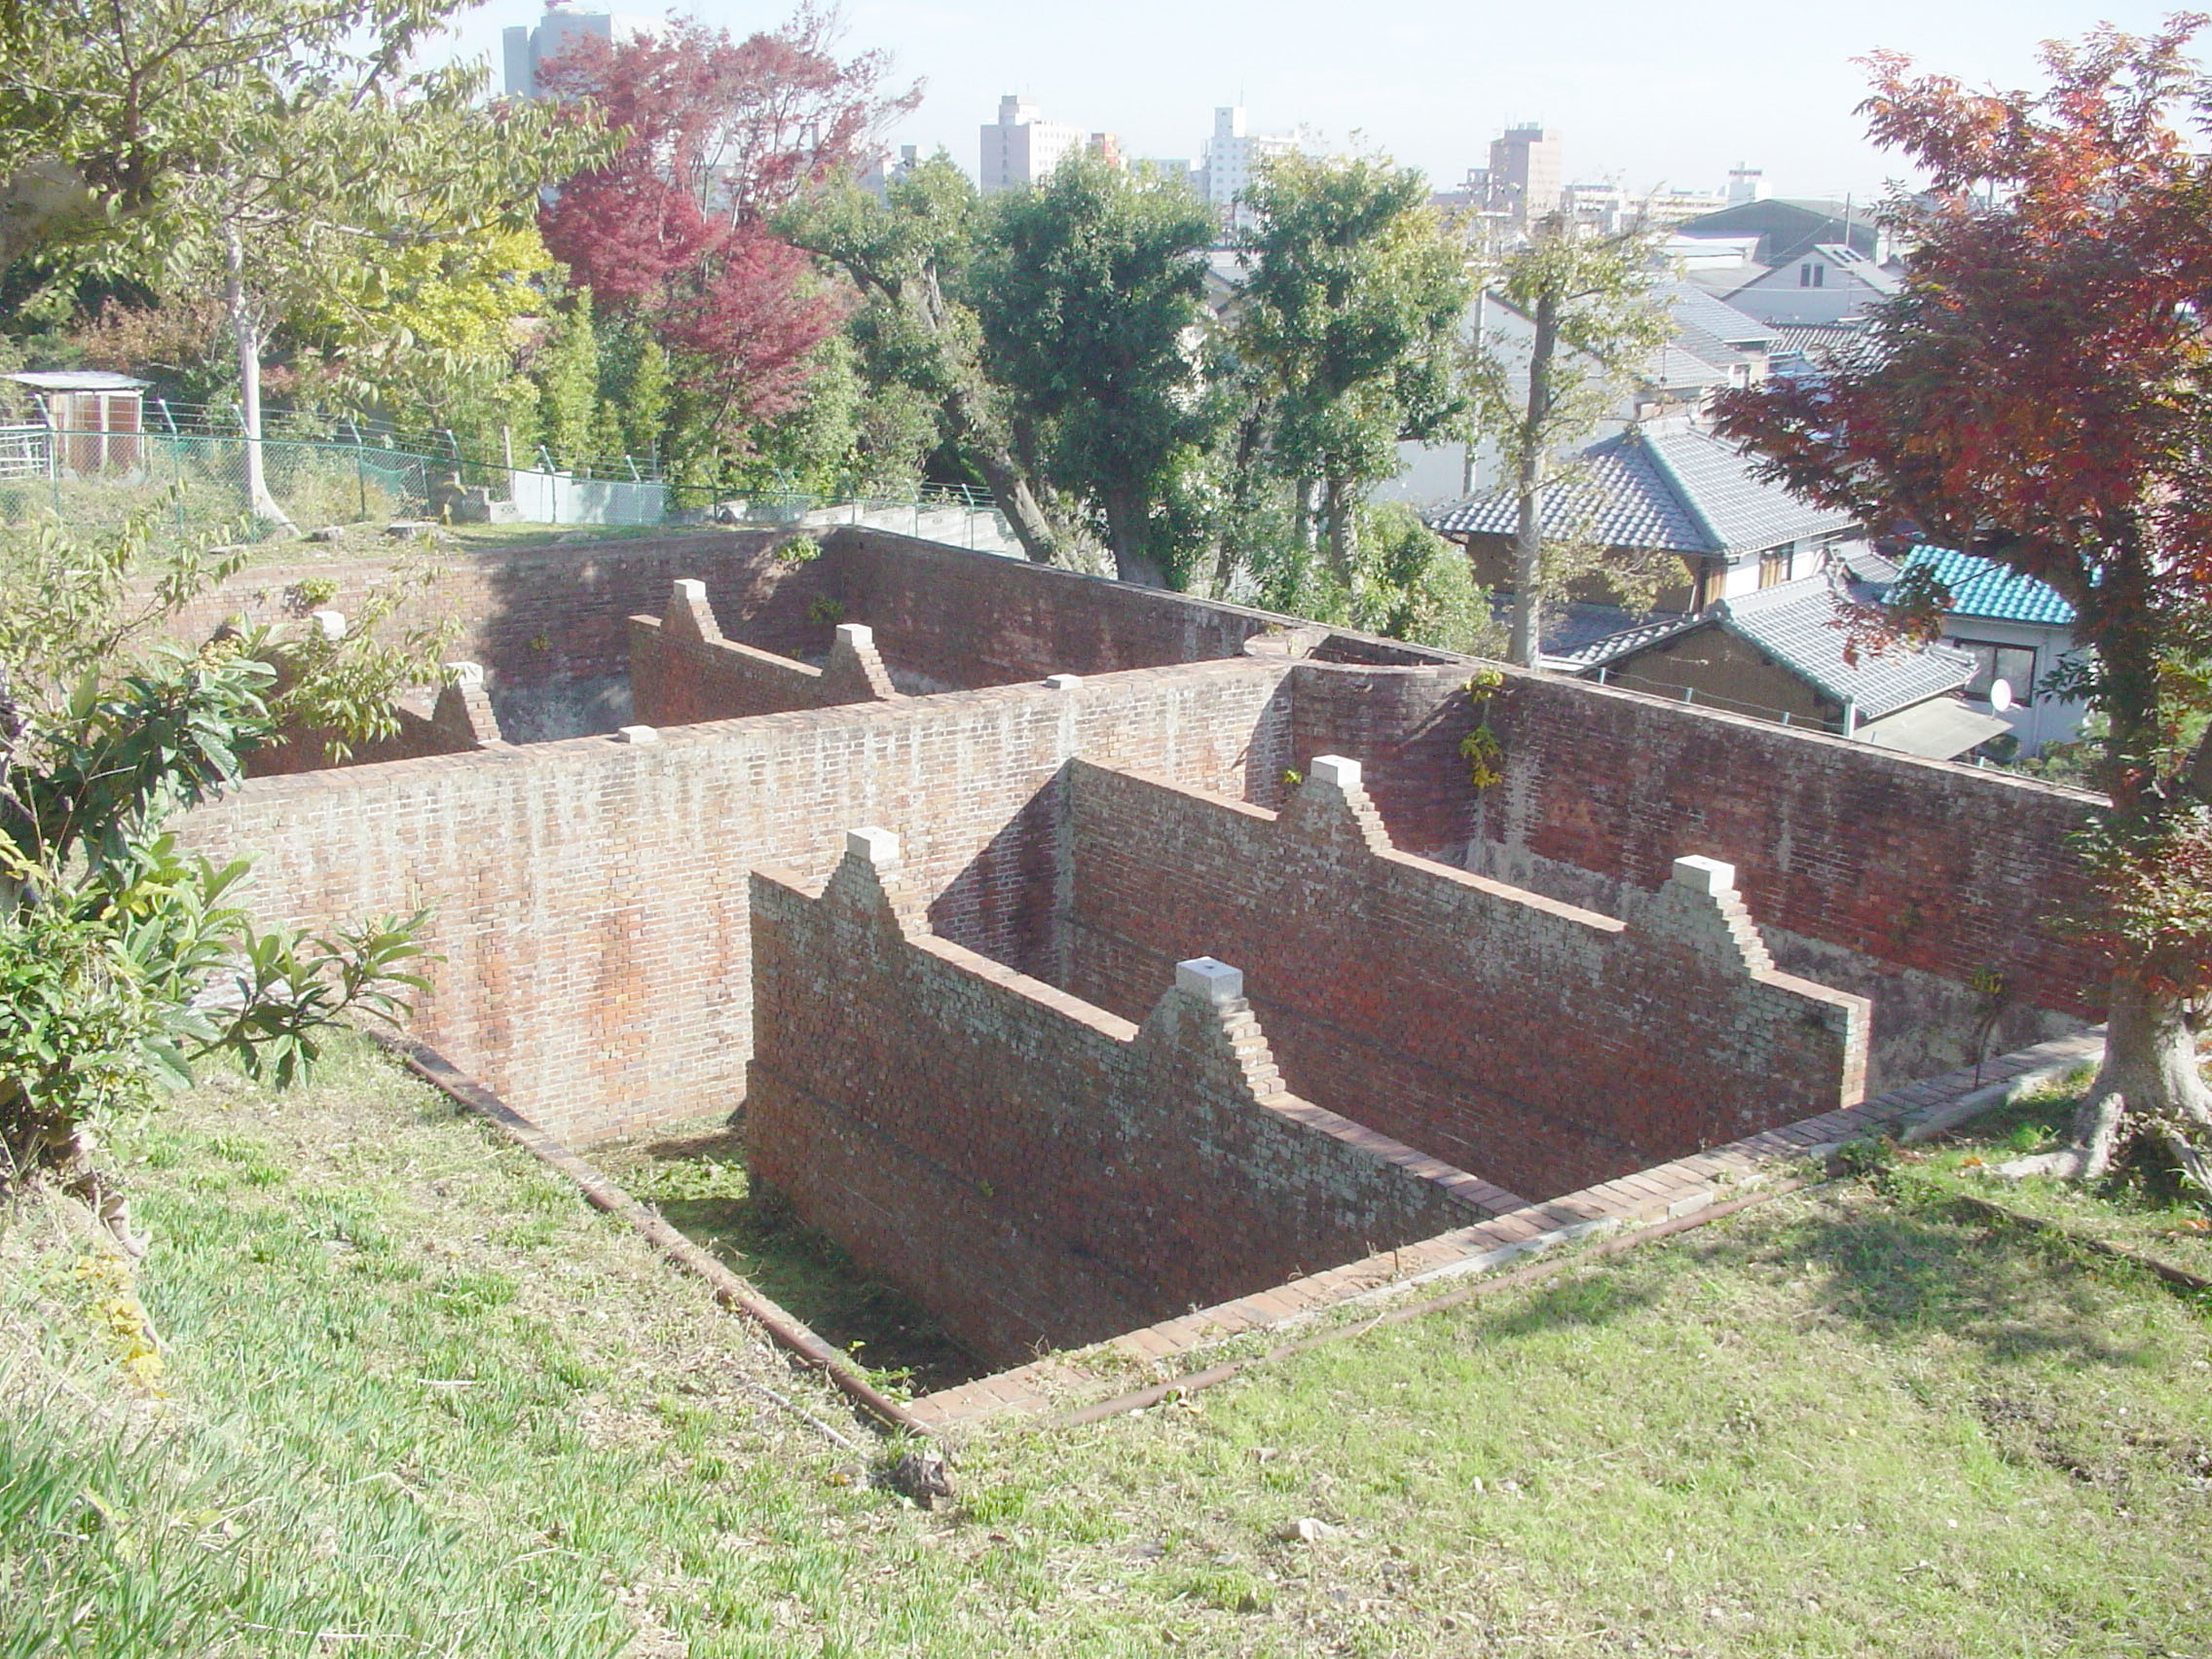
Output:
[1714, 17, 2212, 1172]
[537, 5, 919, 443]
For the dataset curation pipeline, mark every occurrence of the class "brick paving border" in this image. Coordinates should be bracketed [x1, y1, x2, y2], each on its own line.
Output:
[902, 1026, 2106, 1430]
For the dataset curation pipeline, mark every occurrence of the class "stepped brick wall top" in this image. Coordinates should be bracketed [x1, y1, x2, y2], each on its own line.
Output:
[1281, 660, 2102, 1076]
[176, 659, 1293, 1145]
[746, 830, 1508, 1365]
[1054, 757, 1868, 1200]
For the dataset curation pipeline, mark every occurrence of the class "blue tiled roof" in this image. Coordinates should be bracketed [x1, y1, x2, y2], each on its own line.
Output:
[1900, 546, 2077, 627]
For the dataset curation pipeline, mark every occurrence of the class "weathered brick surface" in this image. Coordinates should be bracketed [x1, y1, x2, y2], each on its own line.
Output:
[1285, 660, 2103, 1058]
[628, 580, 903, 725]
[248, 669, 505, 777]
[825, 530, 1286, 686]
[1055, 759, 1868, 1199]
[160, 532, 834, 693]
[746, 834, 1499, 1365]
[176, 659, 1292, 1145]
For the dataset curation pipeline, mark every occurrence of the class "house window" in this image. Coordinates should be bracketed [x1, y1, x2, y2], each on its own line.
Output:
[1950, 639, 2038, 702]
[1758, 547, 1791, 587]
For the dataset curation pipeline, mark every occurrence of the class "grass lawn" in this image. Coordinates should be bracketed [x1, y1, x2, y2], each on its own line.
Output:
[4, 1037, 2208, 1658]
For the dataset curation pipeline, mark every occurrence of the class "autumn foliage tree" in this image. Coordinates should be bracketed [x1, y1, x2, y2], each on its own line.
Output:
[1714, 17, 2212, 1171]
[537, 7, 919, 480]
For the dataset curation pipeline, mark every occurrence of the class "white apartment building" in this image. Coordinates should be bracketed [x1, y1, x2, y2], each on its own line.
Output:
[1198, 107, 1322, 235]
[979, 96, 1086, 194]
[502, 1, 657, 97]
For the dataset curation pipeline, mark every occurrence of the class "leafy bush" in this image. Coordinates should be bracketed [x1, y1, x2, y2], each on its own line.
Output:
[0, 515, 434, 1212]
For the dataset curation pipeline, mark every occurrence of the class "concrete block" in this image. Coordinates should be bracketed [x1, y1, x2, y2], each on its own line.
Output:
[1310, 755, 1362, 791]
[1670, 854, 1737, 895]
[1044, 674, 1083, 690]
[846, 826, 902, 869]
[1175, 957, 1244, 1004]
[614, 724, 659, 745]
[310, 608, 347, 642]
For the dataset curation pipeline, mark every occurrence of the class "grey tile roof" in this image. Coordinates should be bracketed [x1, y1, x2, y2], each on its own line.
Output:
[1714, 578, 1976, 719]
[1425, 425, 1857, 558]
[1638, 425, 1858, 553]
[1645, 336, 1733, 389]
[1549, 608, 1706, 668]
[1425, 429, 1712, 552]
[1665, 281, 1775, 348]
[1559, 577, 1976, 719]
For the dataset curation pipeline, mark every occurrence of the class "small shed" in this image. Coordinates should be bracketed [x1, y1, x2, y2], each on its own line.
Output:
[5, 370, 149, 476]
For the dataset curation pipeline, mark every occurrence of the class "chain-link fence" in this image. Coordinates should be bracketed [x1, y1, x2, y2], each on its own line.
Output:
[0, 403, 1015, 553]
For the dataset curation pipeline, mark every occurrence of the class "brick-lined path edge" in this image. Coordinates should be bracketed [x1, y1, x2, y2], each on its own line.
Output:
[903, 1027, 2107, 1430]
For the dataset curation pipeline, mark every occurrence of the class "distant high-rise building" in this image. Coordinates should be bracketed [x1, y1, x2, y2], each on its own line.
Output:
[502, 1, 657, 97]
[1726, 166, 1769, 206]
[859, 145, 921, 203]
[1488, 124, 1565, 228]
[979, 95, 1086, 194]
[1198, 106, 1321, 234]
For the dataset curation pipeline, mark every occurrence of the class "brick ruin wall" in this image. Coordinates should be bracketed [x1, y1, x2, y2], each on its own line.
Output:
[747, 831, 1505, 1364]
[626, 581, 903, 725]
[176, 659, 1293, 1145]
[173, 532, 2102, 1150]
[1048, 758, 1868, 1200]
[1280, 660, 2100, 1088]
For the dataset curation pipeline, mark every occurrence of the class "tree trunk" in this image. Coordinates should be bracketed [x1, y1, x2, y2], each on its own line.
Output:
[901, 272, 1059, 563]
[1291, 478, 1317, 555]
[2003, 977, 2205, 1180]
[1320, 474, 1356, 586]
[1101, 484, 1166, 587]
[942, 387, 1058, 562]
[2096, 976, 2208, 1127]
[1209, 404, 1268, 596]
[223, 222, 294, 533]
[1507, 287, 1561, 669]
[2000, 559, 2208, 1181]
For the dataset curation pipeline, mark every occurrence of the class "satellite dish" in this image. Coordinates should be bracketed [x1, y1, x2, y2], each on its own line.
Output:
[1990, 679, 2014, 713]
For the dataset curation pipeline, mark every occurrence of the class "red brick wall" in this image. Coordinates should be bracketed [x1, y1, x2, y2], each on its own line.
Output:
[158, 533, 834, 692]
[1056, 759, 1868, 1200]
[746, 836, 1499, 1364]
[175, 660, 1293, 1146]
[627, 584, 903, 727]
[825, 530, 1287, 686]
[1283, 660, 2104, 1071]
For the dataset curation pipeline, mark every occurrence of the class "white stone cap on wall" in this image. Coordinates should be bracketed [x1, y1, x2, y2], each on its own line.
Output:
[847, 826, 902, 868]
[1670, 854, 1737, 895]
[1310, 755, 1362, 790]
[1175, 957, 1244, 1004]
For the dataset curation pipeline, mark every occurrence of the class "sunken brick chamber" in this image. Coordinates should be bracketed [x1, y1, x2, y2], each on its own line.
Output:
[743, 756, 1868, 1366]
[171, 530, 2104, 1362]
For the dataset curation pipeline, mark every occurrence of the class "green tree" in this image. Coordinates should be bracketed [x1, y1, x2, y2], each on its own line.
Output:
[4, 1, 608, 526]
[1471, 215, 1672, 667]
[1714, 19, 2212, 1168]
[0, 518, 438, 1232]
[781, 157, 1066, 561]
[535, 291, 603, 471]
[1237, 155, 1470, 580]
[0, 0, 423, 270]
[976, 156, 1219, 586]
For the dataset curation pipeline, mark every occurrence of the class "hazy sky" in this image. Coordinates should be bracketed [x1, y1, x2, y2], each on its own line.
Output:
[437, 0, 2180, 202]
